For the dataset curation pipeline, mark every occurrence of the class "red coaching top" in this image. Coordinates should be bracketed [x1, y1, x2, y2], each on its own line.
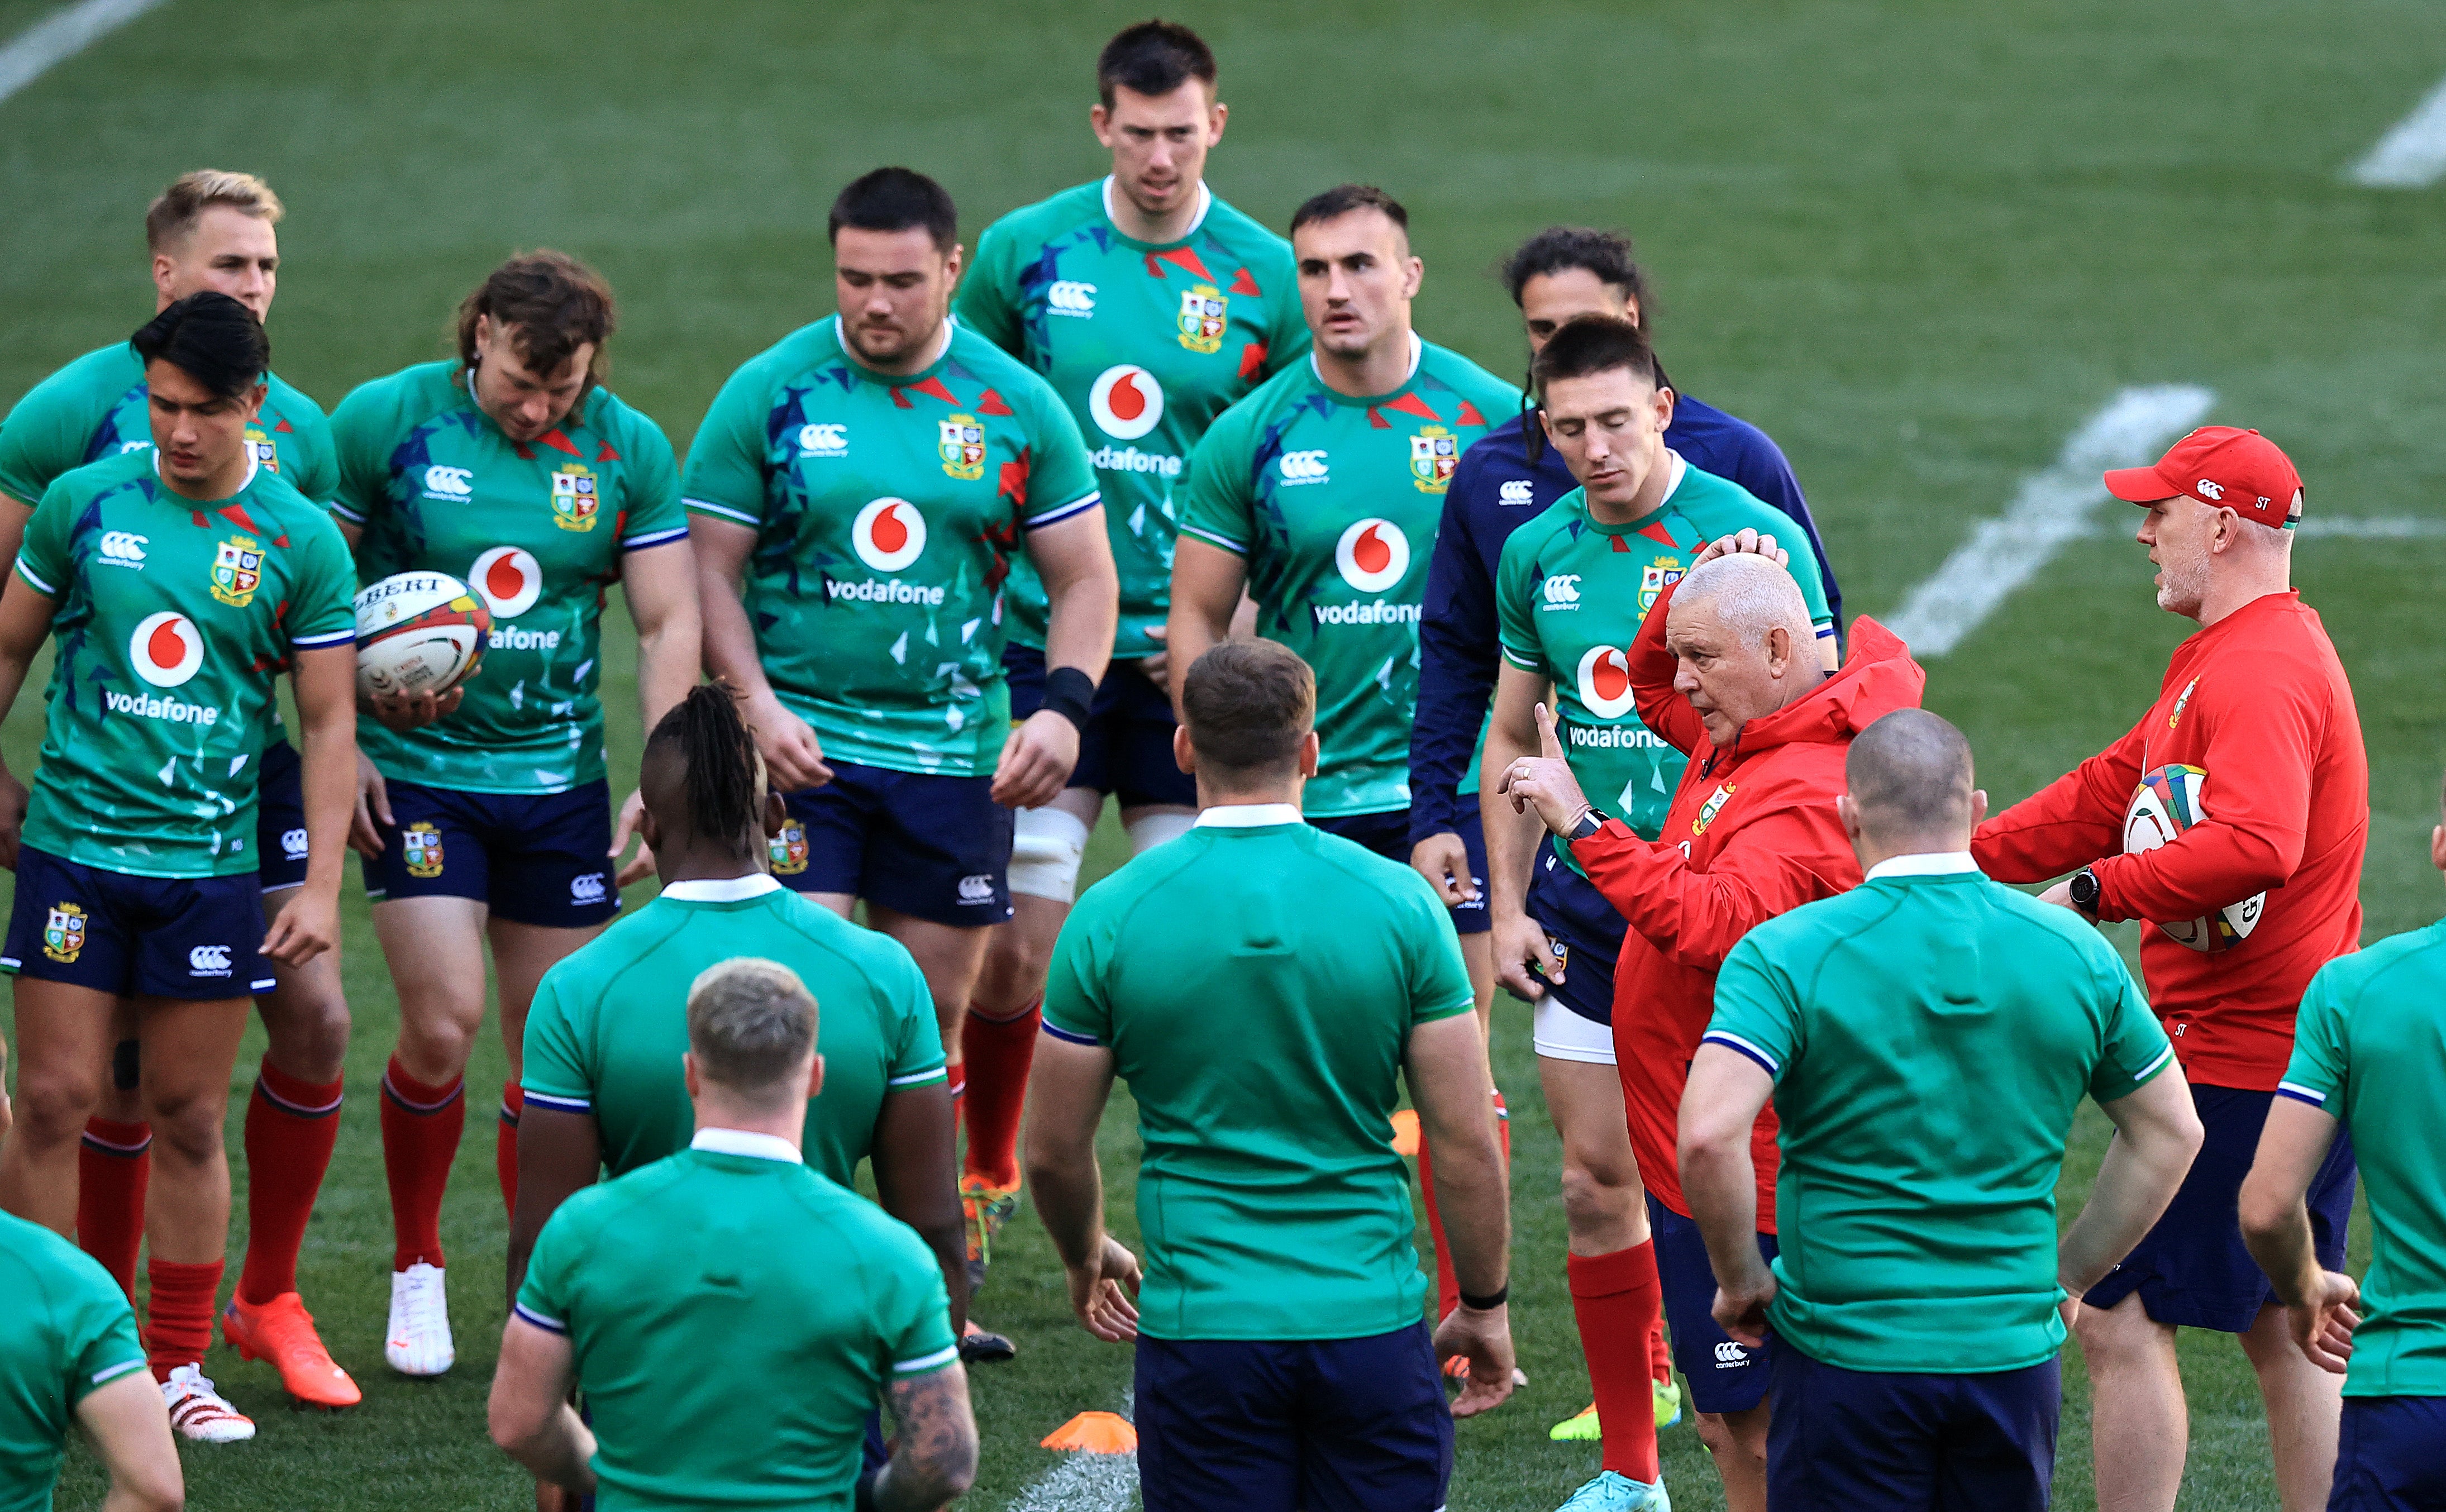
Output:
[1973, 590, 2366, 1090]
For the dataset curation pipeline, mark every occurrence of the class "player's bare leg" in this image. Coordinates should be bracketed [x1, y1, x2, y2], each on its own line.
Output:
[2237, 1300, 2344, 1511]
[1695, 1403, 1768, 1512]
[2075, 1292, 2187, 1512]
[0, 978, 120, 1234]
[135, 994, 251, 1267]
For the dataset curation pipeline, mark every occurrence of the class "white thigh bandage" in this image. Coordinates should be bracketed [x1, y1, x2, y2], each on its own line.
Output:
[1008, 805, 1091, 903]
[1532, 995, 1618, 1065]
[1124, 811, 1195, 856]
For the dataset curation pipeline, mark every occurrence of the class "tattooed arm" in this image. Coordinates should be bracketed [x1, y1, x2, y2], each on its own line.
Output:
[860, 1363, 978, 1511]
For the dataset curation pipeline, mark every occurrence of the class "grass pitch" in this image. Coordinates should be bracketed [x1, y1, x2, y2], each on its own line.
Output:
[7, 0, 2444, 1506]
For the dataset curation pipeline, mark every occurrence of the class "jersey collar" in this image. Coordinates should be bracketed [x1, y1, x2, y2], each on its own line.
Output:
[690, 1127, 803, 1164]
[1863, 851, 1980, 881]
[1603, 449, 1687, 535]
[661, 874, 783, 903]
[1308, 330, 1424, 399]
[150, 445, 258, 503]
[828, 313, 955, 386]
[1195, 802, 1303, 828]
[1102, 175, 1213, 245]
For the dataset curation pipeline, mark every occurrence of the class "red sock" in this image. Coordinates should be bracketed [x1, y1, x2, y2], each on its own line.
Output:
[1569, 1242, 1665, 1482]
[947, 1066, 965, 1133]
[380, 1056, 464, 1272]
[77, 1119, 151, 1301]
[496, 1085, 523, 1218]
[1493, 1086, 1512, 1165]
[237, 1063, 344, 1305]
[145, 1258, 224, 1380]
[1651, 1313, 1674, 1387]
[959, 1001, 1040, 1190]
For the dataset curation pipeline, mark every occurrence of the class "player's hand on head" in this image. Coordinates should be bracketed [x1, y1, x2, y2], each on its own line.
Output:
[0, 766, 26, 870]
[990, 710, 1080, 811]
[2288, 1269, 2361, 1374]
[742, 690, 832, 793]
[1409, 832, 1478, 906]
[1493, 914, 1558, 1001]
[261, 886, 338, 967]
[609, 788, 655, 886]
[1434, 1302, 1517, 1418]
[1690, 528, 1788, 570]
[350, 753, 393, 858]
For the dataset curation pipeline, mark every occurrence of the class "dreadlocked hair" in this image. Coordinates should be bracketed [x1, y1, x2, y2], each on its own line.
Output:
[648, 681, 762, 843]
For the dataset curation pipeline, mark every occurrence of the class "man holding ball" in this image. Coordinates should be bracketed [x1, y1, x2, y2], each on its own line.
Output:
[1973, 427, 2367, 1512]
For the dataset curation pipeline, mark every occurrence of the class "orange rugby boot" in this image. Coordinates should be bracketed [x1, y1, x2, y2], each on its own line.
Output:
[222, 1291, 363, 1408]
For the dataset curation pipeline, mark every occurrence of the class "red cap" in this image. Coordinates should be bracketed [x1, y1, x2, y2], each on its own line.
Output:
[2103, 427, 2304, 528]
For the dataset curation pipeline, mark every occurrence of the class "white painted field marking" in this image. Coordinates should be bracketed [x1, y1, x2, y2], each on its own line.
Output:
[2348, 70, 2446, 188]
[2296, 516, 2446, 538]
[1881, 385, 2216, 658]
[0, 0, 166, 108]
[1005, 1446, 1139, 1512]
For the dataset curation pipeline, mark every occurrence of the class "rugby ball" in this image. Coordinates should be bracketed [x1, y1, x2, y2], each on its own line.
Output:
[2121, 764, 2263, 953]
[354, 571, 492, 700]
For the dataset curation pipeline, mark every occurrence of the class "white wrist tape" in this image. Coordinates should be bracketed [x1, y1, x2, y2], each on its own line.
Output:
[1008, 804, 1092, 902]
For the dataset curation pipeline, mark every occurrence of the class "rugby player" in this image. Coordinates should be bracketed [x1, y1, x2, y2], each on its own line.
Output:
[950, 16, 1305, 1293]
[0, 293, 360, 1441]
[1484, 315, 1833, 1509]
[492, 960, 976, 1511]
[330, 252, 700, 1379]
[686, 166, 1118, 1354]
[1974, 428, 2366, 1512]
[0, 169, 364, 1406]
[1026, 640, 1515, 1508]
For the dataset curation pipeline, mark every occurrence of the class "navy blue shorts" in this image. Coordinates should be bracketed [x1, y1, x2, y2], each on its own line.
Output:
[255, 736, 311, 892]
[1648, 1193, 1777, 1414]
[1310, 801, 1491, 936]
[1134, 1323, 1453, 1512]
[1767, 1347, 2060, 1512]
[2085, 1082, 2356, 1333]
[1526, 839, 1627, 1025]
[773, 761, 1014, 928]
[1004, 642, 1196, 809]
[361, 778, 619, 929]
[2330, 1395, 2446, 1510]
[2, 846, 273, 1000]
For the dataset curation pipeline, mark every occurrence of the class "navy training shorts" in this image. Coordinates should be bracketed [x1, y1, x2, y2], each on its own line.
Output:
[1767, 1346, 2060, 1512]
[2, 845, 273, 1000]
[2085, 1081, 2355, 1333]
[361, 777, 619, 929]
[1648, 1192, 1777, 1414]
[1310, 800, 1491, 936]
[1004, 642, 1196, 809]
[254, 736, 311, 892]
[773, 760, 1014, 929]
[1525, 837, 1628, 1026]
[2329, 1395, 2446, 1510]
[1134, 1322, 1453, 1512]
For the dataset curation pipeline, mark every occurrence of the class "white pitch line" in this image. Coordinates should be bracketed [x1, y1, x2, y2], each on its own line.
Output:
[0, 0, 167, 108]
[2297, 515, 2446, 538]
[1881, 385, 2216, 658]
[2348, 70, 2446, 188]
[1004, 1447, 1139, 1512]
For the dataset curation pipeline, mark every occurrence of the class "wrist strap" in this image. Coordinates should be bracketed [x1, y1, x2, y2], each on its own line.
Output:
[1459, 1284, 1508, 1311]
[1040, 666, 1097, 734]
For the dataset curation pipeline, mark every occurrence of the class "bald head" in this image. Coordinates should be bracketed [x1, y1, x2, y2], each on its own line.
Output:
[1677, 554, 1815, 652]
[1662, 552, 1829, 747]
[1845, 709, 1976, 848]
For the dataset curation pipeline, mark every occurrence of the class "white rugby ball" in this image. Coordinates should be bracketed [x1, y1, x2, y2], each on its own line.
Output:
[2121, 764, 2263, 953]
[354, 571, 493, 700]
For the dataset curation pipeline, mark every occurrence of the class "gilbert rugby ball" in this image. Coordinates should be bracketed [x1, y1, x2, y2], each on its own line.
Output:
[354, 571, 492, 700]
[2121, 764, 2263, 953]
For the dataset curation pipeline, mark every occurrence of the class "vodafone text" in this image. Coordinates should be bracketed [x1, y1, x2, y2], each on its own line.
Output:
[828, 578, 948, 607]
[1311, 599, 1423, 626]
[106, 689, 220, 724]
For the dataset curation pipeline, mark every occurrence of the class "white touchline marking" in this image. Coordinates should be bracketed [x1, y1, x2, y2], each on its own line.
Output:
[2348, 70, 2446, 188]
[0, 0, 167, 108]
[1008, 1394, 1138, 1512]
[1881, 385, 2216, 659]
[2296, 516, 2446, 539]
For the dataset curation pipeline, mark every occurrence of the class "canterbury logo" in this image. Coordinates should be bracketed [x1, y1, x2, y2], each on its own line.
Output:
[1714, 1342, 1749, 1366]
[2195, 479, 2224, 499]
[423, 466, 473, 497]
[1543, 574, 1581, 605]
[1048, 280, 1096, 315]
[957, 874, 995, 904]
[1498, 480, 1534, 504]
[1279, 450, 1329, 483]
[99, 531, 147, 563]
[188, 945, 232, 975]
[798, 423, 847, 456]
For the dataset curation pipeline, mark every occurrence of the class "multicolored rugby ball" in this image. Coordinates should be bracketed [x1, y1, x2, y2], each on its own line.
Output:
[2121, 764, 2264, 953]
[353, 571, 492, 700]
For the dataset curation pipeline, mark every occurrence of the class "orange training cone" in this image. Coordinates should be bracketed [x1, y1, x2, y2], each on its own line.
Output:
[1041, 1411, 1138, 1453]
[1389, 1108, 1421, 1157]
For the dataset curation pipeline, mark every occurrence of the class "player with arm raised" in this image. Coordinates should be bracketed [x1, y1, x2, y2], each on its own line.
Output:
[328, 252, 700, 1380]
[948, 16, 1306, 1296]
[0, 170, 363, 1407]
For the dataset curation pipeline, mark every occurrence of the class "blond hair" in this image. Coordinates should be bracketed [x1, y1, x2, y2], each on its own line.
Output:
[686, 958, 818, 1099]
[145, 170, 284, 253]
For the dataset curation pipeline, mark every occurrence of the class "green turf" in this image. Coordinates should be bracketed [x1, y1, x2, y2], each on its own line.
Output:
[5, 0, 2444, 1505]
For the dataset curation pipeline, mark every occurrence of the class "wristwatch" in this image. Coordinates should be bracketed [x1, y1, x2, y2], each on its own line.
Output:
[2068, 866, 2101, 916]
[1566, 806, 1608, 843]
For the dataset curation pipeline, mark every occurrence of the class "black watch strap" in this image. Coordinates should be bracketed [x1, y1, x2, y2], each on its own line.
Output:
[2070, 867, 2101, 913]
[1566, 807, 1608, 843]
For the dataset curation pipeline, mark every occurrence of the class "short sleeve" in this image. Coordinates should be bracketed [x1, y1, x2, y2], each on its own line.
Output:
[0, 375, 94, 509]
[1401, 876, 1475, 1027]
[951, 224, 1025, 356]
[1041, 903, 1113, 1047]
[1703, 933, 1801, 1081]
[1494, 526, 1543, 672]
[15, 476, 75, 599]
[884, 949, 949, 1089]
[874, 1227, 959, 1377]
[326, 380, 397, 528]
[1177, 408, 1256, 556]
[1018, 388, 1100, 530]
[2087, 948, 2176, 1103]
[60, 1260, 146, 1403]
[2276, 961, 2349, 1113]
[284, 516, 362, 651]
[512, 1198, 585, 1338]
[679, 366, 778, 531]
[520, 965, 595, 1114]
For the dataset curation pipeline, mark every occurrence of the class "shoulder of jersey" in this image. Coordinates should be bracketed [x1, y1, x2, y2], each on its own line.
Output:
[38, 341, 144, 399]
[729, 318, 850, 387]
[1418, 341, 1523, 409]
[978, 179, 1108, 247]
[946, 324, 1069, 412]
[574, 382, 670, 446]
[1675, 456, 1776, 512]
[1201, 191, 1296, 264]
[1500, 491, 1587, 570]
[335, 360, 462, 431]
[265, 370, 332, 425]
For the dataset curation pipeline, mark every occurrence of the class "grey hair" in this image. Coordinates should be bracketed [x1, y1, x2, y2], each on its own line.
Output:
[1846, 709, 1976, 840]
[686, 957, 817, 1098]
[1676, 553, 1814, 654]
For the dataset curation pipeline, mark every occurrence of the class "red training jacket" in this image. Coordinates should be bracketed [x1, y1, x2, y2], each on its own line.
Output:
[1972, 590, 2367, 1090]
[1571, 581, 1927, 1228]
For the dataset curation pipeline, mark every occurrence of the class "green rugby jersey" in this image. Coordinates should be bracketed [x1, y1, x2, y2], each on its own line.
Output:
[516, 1136, 959, 1512]
[956, 178, 1307, 657]
[0, 1210, 147, 1512]
[330, 362, 687, 794]
[683, 318, 1101, 778]
[1496, 457, 1836, 864]
[0, 340, 337, 509]
[521, 875, 946, 1186]
[1706, 855, 2173, 1373]
[2280, 917, 2446, 1396]
[1043, 806, 1475, 1340]
[1179, 339, 1519, 816]
[11, 449, 356, 879]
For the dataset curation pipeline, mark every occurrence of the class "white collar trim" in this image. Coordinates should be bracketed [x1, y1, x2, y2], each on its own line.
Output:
[662, 874, 783, 903]
[1103, 175, 1212, 239]
[690, 1127, 803, 1164]
[1865, 851, 1980, 881]
[151, 446, 258, 501]
[1195, 803, 1303, 828]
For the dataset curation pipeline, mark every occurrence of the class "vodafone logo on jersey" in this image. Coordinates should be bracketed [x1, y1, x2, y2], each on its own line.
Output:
[471, 547, 543, 619]
[130, 612, 204, 688]
[1576, 645, 1637, 720]
[1334, 518, 1410, 593]
[853, 498, 927, 573]
[1088, 365, 1165, 440]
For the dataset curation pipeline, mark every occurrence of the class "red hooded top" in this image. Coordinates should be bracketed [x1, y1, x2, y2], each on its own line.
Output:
[1569, 581, 1927, 1228]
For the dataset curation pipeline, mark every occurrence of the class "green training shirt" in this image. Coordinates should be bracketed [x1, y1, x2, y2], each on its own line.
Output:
[11, 449, 357, 880]
[1705, 855, 2174, 1374]
[330, 362, 688, 794]
[1043, 806, 1475, 1340]
[0, 1211, 147, 1512]
[521, 875, 946, 1186]
[1179, 338, 1520, 816]
[956, 178, 1308, 657]
[681, 318, 1100, 778]
[1496, 457, 1835, 864]
[516, 1136, 959, 1512]
[2280, 917, 2446, 1397]
[0, 340, 337, 509]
